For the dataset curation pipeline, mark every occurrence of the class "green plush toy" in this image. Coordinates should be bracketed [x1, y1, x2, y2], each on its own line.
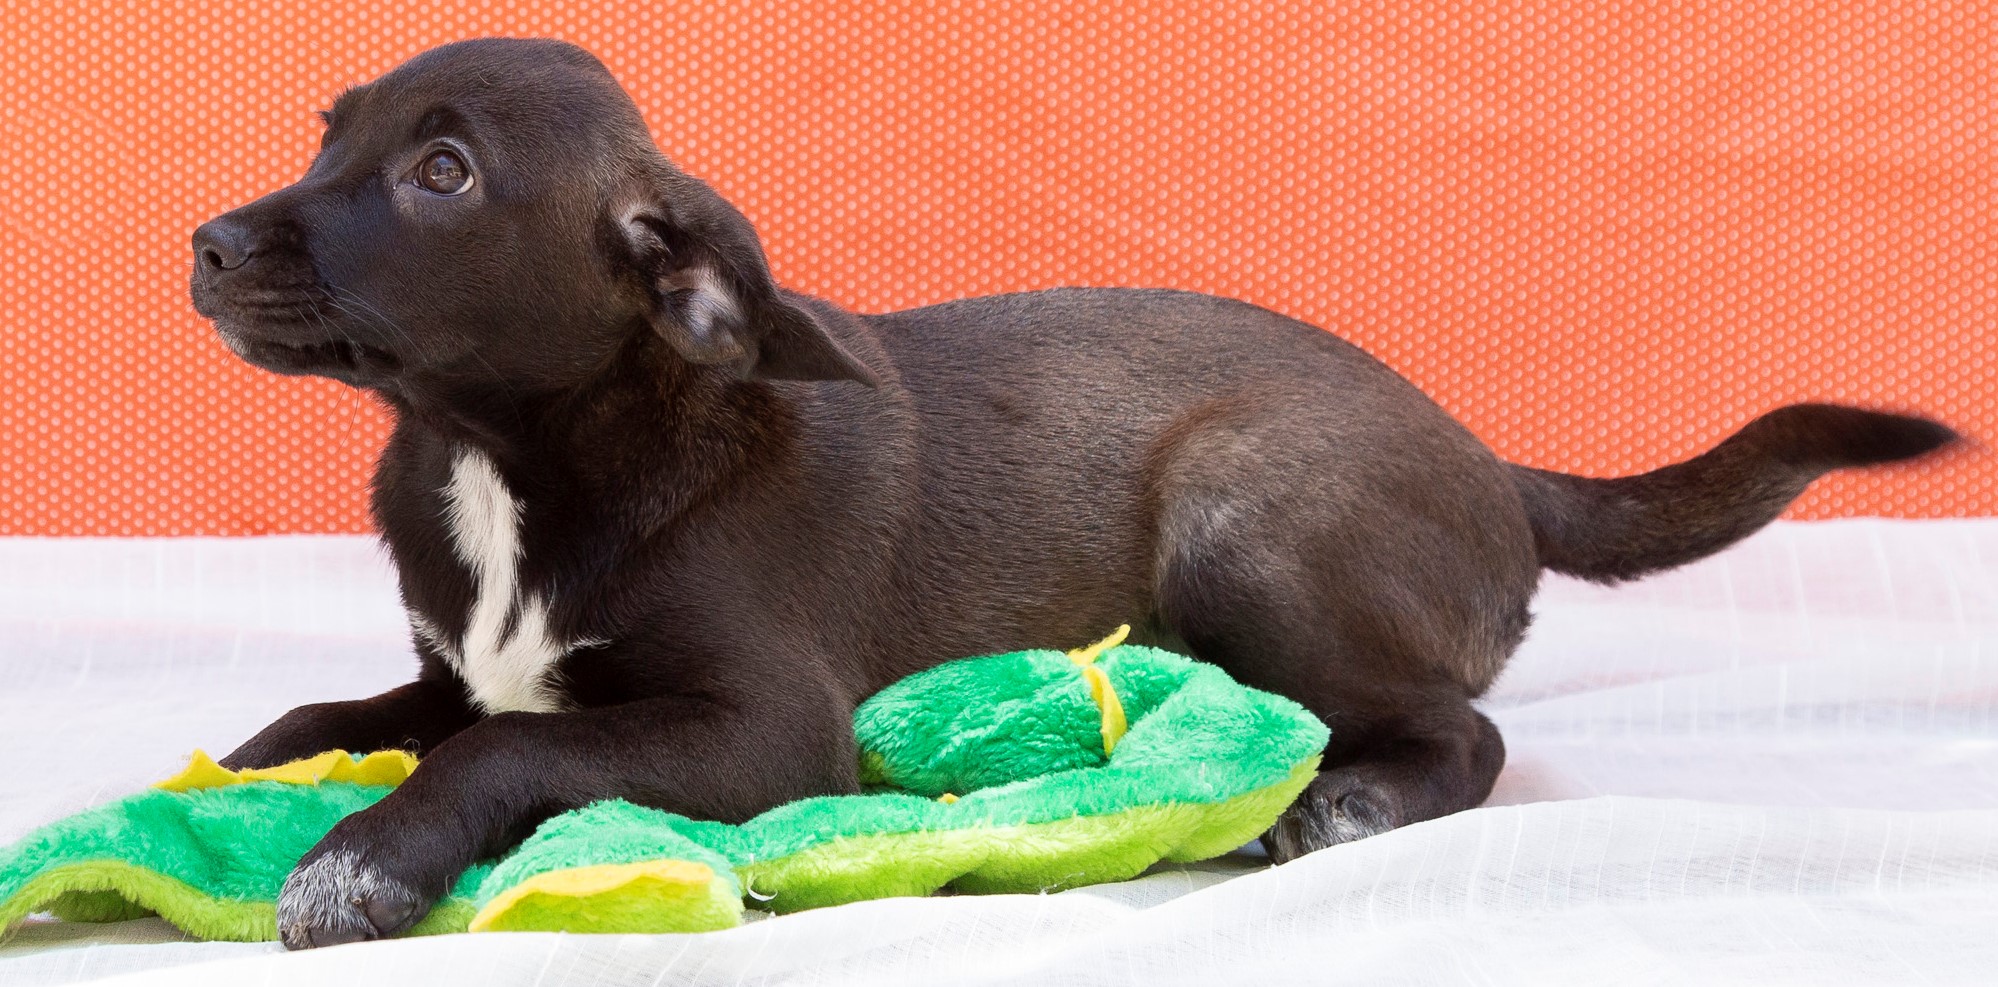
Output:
[0, 630, 1327, 940]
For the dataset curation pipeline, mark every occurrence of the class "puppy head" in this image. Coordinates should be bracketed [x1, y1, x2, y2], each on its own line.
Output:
[190, 38, 874, 395]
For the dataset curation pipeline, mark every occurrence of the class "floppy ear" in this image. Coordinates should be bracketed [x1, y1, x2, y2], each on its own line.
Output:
[620, 179, 878, 386]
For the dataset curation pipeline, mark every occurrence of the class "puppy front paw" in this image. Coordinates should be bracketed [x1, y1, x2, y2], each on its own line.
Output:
[277, 847, 431, 949]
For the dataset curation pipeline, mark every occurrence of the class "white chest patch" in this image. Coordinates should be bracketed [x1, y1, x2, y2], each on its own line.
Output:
[413, 447, 587, 714]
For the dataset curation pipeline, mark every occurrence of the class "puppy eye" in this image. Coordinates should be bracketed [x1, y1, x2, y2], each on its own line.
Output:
[416, 149, 472, 195]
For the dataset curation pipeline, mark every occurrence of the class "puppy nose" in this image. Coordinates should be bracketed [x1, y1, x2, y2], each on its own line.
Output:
[192, 218, 253, 271]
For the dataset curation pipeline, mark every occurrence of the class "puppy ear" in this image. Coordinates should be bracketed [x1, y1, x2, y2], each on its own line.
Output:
[620, 181, 877, 386]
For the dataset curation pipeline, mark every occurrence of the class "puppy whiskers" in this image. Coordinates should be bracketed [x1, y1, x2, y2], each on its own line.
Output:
[305, 298, 371, 442]
[324, 284, 526, 433]
[324, 286, 429, 363]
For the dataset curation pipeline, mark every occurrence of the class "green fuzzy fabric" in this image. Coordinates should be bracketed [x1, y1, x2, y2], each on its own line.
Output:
[0, 784, 484, 941]
[469, 801, 742, 933]
[0, 644, 1326, 940]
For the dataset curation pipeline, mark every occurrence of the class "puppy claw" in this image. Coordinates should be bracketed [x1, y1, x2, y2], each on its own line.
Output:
[277, 849, 429, 950]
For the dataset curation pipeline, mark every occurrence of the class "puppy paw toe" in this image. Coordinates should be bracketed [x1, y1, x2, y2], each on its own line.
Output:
[1263, 777, 1401, 863]
[276, 849, 429, 950]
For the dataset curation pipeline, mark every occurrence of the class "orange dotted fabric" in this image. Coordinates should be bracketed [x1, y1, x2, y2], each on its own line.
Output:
[0, 2, 1989, 535]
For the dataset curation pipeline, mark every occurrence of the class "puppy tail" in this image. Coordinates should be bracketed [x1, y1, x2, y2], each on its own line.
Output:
[1508, 404, 1959, 585]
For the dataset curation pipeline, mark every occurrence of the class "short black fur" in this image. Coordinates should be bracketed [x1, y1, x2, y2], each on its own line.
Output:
[187, 38, 1960, 949]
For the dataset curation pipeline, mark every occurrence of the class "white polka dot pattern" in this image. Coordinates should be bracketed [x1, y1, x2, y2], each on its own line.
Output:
[0, 2, 1986, 534]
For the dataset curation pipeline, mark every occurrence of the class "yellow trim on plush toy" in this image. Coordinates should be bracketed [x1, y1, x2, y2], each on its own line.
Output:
[154, 749, 419, 792]
[1066, 625, 1131, 756]
[467, 860, 717, 933]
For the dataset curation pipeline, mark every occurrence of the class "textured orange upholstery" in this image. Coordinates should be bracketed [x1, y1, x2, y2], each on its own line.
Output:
[0, 2, 1985, 534]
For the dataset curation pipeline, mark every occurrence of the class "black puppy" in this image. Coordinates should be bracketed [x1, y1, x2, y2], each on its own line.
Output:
[189, 38, 1955, 949]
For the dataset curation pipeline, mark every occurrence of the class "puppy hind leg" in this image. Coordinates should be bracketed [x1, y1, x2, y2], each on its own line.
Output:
[1262, 695, 1505, 861]
[1152, 498, 1518, 863]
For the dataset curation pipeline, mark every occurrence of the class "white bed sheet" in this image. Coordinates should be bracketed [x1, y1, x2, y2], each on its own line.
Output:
[1, 520, 1994, 985]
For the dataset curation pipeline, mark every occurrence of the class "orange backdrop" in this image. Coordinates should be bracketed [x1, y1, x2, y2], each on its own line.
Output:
[1, 1, 1990, 535]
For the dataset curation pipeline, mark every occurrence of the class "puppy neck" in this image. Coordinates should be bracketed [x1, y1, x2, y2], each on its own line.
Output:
[382, 327, 798, 519]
